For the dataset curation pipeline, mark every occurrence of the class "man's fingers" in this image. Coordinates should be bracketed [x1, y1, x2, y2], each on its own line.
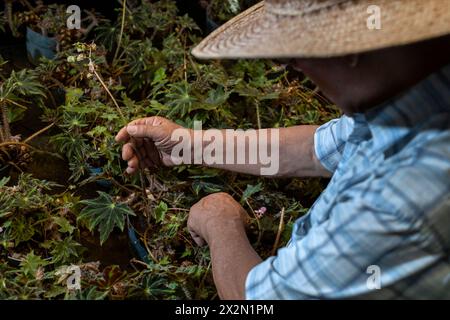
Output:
[122, 138, 145, 159]
[117, 117, 169, 173]
[122, 143, 135, 161]
[144, 138, 162, 166]
[127, 156, 139, 169]
[115, 126, 130, 143]
[115, 117, 160, 142]
[126, 123, 163, 139]
[189, 230, 206, 247]
[126, 166, 138, 175]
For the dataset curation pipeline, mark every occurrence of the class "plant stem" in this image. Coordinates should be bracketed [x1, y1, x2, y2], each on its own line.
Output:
[143, 226, 158, 263]
[21, 0, 34, 11]
[0, 102, 11, 141]
[271, 207, 285, 256]
[5, 1, 18, 38]
[6, 99, 27, 110]
[92, 68, 125, 120]
[23, 122, 55, 143]
[246, 199, 262, 245]
[89, 53, 150, 215]
[0, 125, 5, 143]
[112, 0, 127, 65]
[0, 141, 37, 152]
[255, 99, 262, 130]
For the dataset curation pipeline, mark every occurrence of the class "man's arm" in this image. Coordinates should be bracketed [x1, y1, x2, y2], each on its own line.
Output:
[116, 117, 332, 178]
[203, 125, 331, 178]
[208, 219, 262, 299]
[187, 192, 262, 300]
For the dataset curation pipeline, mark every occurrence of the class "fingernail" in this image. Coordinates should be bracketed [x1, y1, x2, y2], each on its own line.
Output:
[127, 125, 137, 135]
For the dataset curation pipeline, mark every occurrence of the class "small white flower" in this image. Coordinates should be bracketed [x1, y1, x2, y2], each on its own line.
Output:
[76, 53, 85, 61]
[0, 226, 3, 233]
[88, 61, 95, 73]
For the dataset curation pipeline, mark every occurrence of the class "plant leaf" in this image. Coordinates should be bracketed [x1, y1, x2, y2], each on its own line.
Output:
[241, 183, 263, 204]
[78, 192, 135, 245]
[20, 251, 49, 278]
[154, 201, 168, 223]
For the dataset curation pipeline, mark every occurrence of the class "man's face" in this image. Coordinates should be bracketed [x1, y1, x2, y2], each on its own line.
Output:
[288, 56, 365, 114]
[286, 34, 450, 115]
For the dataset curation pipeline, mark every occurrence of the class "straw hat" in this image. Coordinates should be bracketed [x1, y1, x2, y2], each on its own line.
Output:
[191, 0, 450, 59]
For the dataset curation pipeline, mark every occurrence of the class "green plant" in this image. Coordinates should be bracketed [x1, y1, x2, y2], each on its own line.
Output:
[78, 192, 135, 244]
[0, 68, 48, 173]
[3, 0, 33, 37]
[0, 0, 340, 300]
[0, 68, 45, 142]
[16, 2, 99, 50]
[204, 0, 259, 25]
[0, 11, 6, 33]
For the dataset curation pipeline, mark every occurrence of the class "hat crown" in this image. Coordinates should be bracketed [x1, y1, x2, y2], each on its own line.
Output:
[266, 0, 349, 15]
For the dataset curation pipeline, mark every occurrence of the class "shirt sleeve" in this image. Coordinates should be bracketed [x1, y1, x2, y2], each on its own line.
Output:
[244, 195, 441, 300]
[314, 115, 354, 173]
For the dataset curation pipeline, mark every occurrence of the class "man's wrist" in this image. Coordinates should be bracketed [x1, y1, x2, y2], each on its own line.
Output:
[205, 217, 246, 247]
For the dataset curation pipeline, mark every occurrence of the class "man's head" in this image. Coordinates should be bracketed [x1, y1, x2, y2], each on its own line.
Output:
[192, 0, 450, 113]
[289, 34, 450, 114]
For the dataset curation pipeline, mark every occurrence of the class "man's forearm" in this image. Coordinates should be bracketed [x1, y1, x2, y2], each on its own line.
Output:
[207, 220, 262, 300]
[199, 125, 330, 178]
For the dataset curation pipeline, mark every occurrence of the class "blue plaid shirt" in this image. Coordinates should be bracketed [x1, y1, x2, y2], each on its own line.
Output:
[245, 64, 450, 300]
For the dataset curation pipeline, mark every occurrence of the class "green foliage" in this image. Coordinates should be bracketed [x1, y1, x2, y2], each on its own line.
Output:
[0, 174, 60, 219]
[78, 192, 136, 244]
[0, 11, 6, 33]
[241, 182, 263, 204]
[0, 0, 339, 300]
[16, 3, 98, 39]
[154, 201, 169, 223]
[20, 251, 49, 279]
[48, 237, 84, 264]
[0, 68, 45, 141]
[208, 0, 260, 25]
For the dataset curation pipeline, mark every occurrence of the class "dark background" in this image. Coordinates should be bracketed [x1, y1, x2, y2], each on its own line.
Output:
[0, 0, 207, 45]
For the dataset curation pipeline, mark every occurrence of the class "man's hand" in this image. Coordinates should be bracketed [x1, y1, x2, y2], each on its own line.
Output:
[115, 116, 190, 174]
[188, 192, 249, 247]
[188, 192, 261, 300]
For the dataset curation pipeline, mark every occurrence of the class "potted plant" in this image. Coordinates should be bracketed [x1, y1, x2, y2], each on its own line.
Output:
[3, 0, 33, 37]
[0, 66, 45, 172]
[201, 0, 259, 33]
[0, 10, 6, 33]
[15, 2, 99, 65]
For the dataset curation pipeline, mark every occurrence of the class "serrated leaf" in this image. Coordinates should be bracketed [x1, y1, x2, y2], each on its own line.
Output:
[50, 236, 83, 264]
[241, 183, 263, 204]
[65, 87, 84, 104]
[53, 216, 75, 234]
[152, 67, 167, 85]
[87, 126, 107, 137]
[78, 192, 135, 245]
[205, 86, 230, 106]
[154, 201, 168, 223]
[0, 176, 10, 187]
[20, 251, 49, 278]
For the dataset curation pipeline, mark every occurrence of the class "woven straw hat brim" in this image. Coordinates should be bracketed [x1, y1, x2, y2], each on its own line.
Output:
[192, 0, 450, 59]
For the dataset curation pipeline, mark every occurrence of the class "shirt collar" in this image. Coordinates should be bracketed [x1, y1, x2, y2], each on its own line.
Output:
[351, 63, 450, 152]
